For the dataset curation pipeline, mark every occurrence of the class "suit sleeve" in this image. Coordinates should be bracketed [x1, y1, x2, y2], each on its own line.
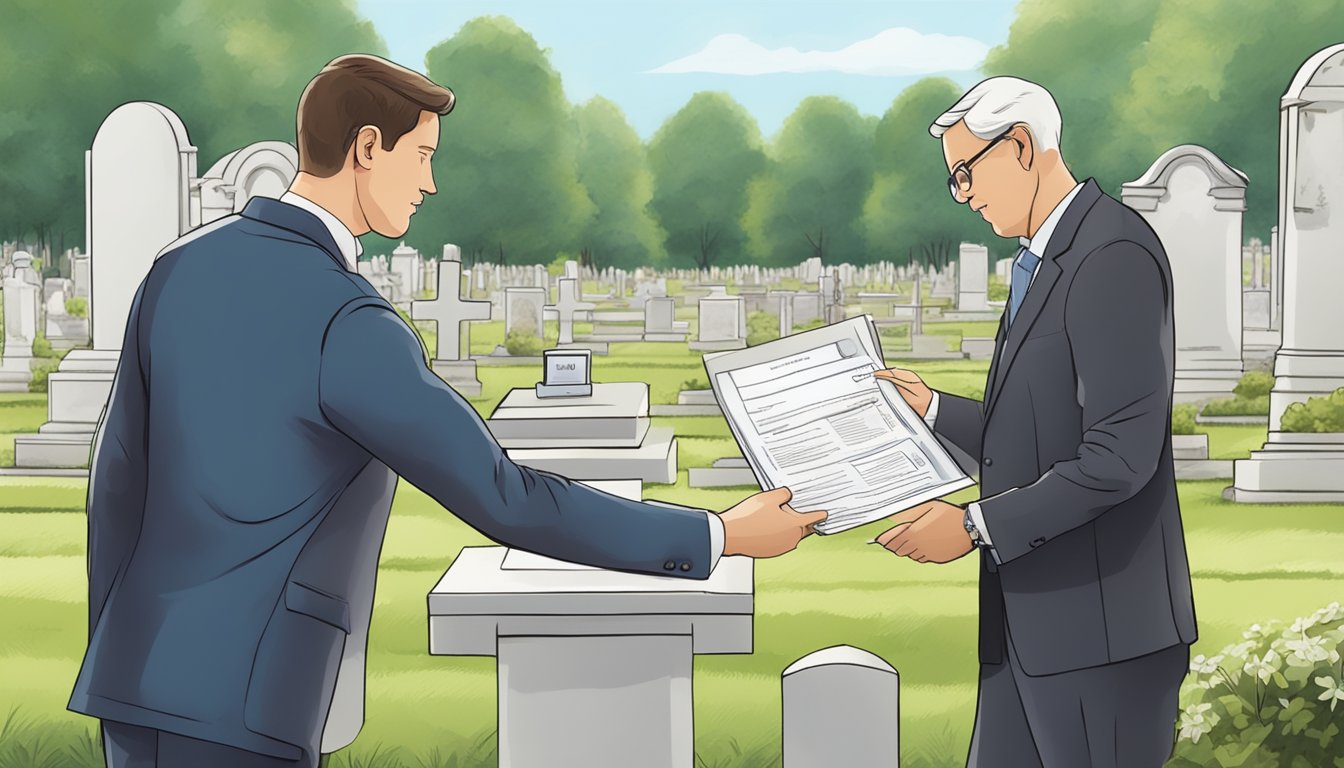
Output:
[931, 391, 984, 464]
[976, 241, 1171, 565]
[317, 297, 716, 579]
[86, 281, 151, 638]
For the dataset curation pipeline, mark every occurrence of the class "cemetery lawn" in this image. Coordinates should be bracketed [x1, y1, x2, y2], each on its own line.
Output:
[2, 337, 1339, 767]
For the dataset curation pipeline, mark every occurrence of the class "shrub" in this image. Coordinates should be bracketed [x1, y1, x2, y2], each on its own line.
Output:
[28, 359, 61, 393]
[1202, 395, 1270, 417]
[1234, 370, 1276, 400]
[504, 329, 543, 357]
[1280, 388, 1344, 433]
[1168, 602, 1344, 768]
[1171, 404, 1200, 435]
[746, 311, 779, 347]
[680, 376, 709, 392]
[31, 332, 61, 359]
[987, 277, 1009, 302]
[792, 318, 826, 333]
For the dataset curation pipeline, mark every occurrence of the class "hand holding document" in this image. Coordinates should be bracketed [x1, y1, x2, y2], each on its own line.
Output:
[704, 317, 972, 535]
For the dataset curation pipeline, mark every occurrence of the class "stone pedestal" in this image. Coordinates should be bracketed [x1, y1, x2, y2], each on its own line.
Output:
[14, 350, 119, 467]
[428, 547, 753, 768]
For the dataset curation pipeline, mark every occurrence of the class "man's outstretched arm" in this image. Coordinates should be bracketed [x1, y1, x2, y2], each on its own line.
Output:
[318, 297, 823, 578]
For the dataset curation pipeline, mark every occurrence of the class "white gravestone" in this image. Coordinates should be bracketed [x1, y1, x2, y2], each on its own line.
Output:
[956, 243, 990, 312]
[782, 645, 900, 768]
[643, 297, 686, 342]
[193, 140, 297, 226]
[1233, 43, 1344, 502]
[1122, 145, 1247, 403]
[411, 245, 491, 397]
[504, 287, 547, 340]
[72, 251, 91, 299]
[428, 548, 752, 768]
[0, 255, 40, 392]
[390, 241, 423, 302]
[690, 292, 747, 351]
[16, 102, 197, 468]
[544, 278, 594, 346]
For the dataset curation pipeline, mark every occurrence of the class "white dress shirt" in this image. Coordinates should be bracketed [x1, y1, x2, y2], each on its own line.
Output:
[923, 182, 1084, 560]
[277, 189, 726, 568]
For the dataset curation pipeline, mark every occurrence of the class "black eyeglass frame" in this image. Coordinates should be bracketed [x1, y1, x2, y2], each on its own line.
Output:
[947, 126, 1019, 204]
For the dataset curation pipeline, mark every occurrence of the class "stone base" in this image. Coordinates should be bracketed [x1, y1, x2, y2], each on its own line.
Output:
[1196, 415, 1268, 425]
[556, 341, 609, 355]
[941, 310, 1003, 322]
[688, 339, 746, 352]
[689, 458, 759, 489]
[506, 427, 678, 484]
[1174, 460, 1233, 480]
[1231, 434, 1344, 503]
[13, 349, 119, 469]
[1172, 434, 1209, 461]
[577, 333, 645, 343]
[474, 354, 544, 367]
[0, 466, 89, 477]
[430, 359, 483, 397]
[642, 333, 687, 343]
[1172, 365, 1243, 405]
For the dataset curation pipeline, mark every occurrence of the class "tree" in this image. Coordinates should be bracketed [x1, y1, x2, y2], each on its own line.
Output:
[647, 92, 766, 270]
[862, 78, 987, 269]
[744, 97, 875, 266]
[573, 97, 664, 271]
[410, 17, 593, 266]
[0, 0, 385, 259]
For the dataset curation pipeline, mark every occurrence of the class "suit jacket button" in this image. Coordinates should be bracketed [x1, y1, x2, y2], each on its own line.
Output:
[983, 457, 993, 467]
[680, 562, 692, 572]
[1030, 537, 1046, 548]
[664, 560, 676, 571]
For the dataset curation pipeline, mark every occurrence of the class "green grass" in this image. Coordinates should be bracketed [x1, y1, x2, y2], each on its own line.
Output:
[0, 346, 1338, 766]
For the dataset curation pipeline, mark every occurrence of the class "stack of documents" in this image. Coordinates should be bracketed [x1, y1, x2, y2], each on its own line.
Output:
[703, 316, 973, 534]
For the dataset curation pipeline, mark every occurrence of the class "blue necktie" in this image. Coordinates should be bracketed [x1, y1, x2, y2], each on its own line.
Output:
[1008, 247, 1041, 327]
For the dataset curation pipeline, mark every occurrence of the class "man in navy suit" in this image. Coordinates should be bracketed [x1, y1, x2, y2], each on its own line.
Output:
[69, 54, 825, 768]
[872, 77, 1196, 766]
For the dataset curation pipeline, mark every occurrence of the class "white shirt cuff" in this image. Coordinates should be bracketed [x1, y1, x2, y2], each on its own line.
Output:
[706, 511, 725, 571]
[969, 493, 1011, 566]
[923, 391, 941, 428]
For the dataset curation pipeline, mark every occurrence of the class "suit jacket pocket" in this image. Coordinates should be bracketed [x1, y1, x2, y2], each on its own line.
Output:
[285, 581, 352, 634]
[244, 585, 350, 755]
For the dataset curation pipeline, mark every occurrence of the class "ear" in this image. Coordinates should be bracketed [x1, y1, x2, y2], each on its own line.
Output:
[1010, 124, 1036, 171]
[352, 125, 382, 171]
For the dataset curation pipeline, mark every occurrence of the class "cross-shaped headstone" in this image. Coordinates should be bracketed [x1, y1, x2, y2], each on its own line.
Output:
[545, 277, 595, 345]
[412, 254, 492, 361]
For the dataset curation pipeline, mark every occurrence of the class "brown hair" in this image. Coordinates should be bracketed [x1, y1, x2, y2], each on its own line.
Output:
[296, 54, 455, 177]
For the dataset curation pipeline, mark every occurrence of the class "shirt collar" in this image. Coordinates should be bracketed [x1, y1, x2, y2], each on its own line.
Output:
[1020, 182, 1084, 258]
[279, 190, 363, 270]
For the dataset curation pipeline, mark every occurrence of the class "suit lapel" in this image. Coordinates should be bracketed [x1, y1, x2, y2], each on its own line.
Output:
[240, 197, 349, 271]
[983, 180, 1103, 419]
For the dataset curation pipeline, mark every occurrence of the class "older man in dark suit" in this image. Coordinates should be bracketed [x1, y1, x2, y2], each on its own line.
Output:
[873, 77, 1197, 767]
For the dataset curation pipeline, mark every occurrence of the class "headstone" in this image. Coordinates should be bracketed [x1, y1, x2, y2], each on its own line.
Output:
[1123, 145, 1247, 403]
[505, 287, 547, 340]
[535, 348, 592, 398]
[544, 278, 595, 346]
[16, 102, 197, 468]
[782, 645, 900, 768]
[0, 254, 40, 392]
[643, 297, 685, 342]
[411, 245, 491, 396]
[957, 243, 989, 311]
[689, 294, 747, 351]
[792, 292, 822, 327]
[72, 251, 91, 299]
[995, 257, 1014, 283]
[428, 548, 751, 768]
[1269, 225, 1282, 332]
[193, 140, 298, 226]
[390, 241, 423, 300]
[1232, 43, 1344, 502]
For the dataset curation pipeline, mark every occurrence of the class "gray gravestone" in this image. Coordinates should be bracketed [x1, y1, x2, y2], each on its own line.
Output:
[411, 244, 491, 396]
[782, 645, 900, 768]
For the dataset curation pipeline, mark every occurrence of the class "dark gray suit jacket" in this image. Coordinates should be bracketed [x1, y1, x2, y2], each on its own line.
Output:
[68, 197, 716, 760]
[933, 179, 1197, 676]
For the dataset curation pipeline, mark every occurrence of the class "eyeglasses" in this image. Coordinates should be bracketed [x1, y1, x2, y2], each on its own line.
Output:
[947, 127, 1016, 204]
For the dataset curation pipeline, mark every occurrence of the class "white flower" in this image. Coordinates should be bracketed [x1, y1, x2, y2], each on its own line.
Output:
[1316, 676, 1344, 711]
[1228, 640, 1258, 658]
[1290, 617, 1313, 634]
[1243, 624, 1265, 639]
[1179, 703, 1219, 743]
[1244, 650, 1279, 683]
[1284, 635, 1338, 665]
[1191, 654, 1224, 675]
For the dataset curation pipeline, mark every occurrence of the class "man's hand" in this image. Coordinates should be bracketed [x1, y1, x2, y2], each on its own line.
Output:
[874, 500, 973, 564]
[873, 367, 933, 419]
[719, 487, 827, 558]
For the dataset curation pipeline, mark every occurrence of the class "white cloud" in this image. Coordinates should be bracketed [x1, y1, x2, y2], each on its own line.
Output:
[647, 28, 989, 76]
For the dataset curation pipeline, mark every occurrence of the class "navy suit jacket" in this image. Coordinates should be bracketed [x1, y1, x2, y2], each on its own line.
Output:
[68, 197, 715, 759]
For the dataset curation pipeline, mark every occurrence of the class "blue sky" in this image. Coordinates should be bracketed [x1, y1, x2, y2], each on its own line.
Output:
[354, 0, 1020, 139]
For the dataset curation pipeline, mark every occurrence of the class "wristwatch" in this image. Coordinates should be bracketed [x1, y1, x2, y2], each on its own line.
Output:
[963, 507, 984, 546]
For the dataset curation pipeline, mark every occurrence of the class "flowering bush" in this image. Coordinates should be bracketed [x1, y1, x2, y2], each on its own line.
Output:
[1169, 602, 1344, 767]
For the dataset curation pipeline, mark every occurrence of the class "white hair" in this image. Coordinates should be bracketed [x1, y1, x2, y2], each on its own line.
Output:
[929, 77, 1062, 152]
